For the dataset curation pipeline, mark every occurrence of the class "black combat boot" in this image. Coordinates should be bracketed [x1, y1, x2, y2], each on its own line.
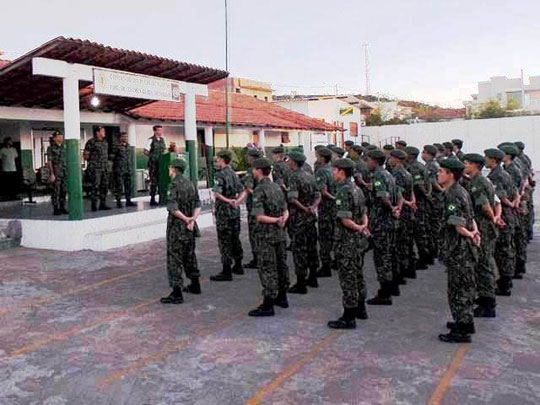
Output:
[183, 277, 201, 294]
[150, 196, 159, 206]
[160, 286, 184, 304]
[248, 296, 275, 317]
[53, 208, 61, 216]
[210, 264, 233, 281]
[116, 199, 123, 208]
[289, 276, 308, 294]
[495, 277, 512, 296]
[356, 300, 368, 320]
[125, 199, 136, 207]
[328, 307, 357, 329]
[245, 254, 258, 269]
[446, 321, 476, 334]
[426, 254, 435, 265]
[404, 260, 417, 279]
[515, 258, 526, 277]
[366, 283, 393, 306]
[390, 280, 401, 297]
[60, 207, 69, 215]
[316, 262, 332, 278]
[91, 201, 98, 212]
[397, 264, 407, 285]
[306, 268, 319, 288]
[439, 322, 472, 343]
[232, 260, 245, 275]
[473, 297, 496, 318]
[274, 289, 289, 308]
[416, 254, 428, 270]
[99, 201, 111, 211]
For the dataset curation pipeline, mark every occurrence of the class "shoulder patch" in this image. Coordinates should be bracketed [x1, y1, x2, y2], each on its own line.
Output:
[448, 203, 457, 212]
[374, 180, 382, 187]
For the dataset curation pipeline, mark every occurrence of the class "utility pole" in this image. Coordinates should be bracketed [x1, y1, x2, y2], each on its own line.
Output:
[225, 0, 230, 148]
[363, 42, 370, 96]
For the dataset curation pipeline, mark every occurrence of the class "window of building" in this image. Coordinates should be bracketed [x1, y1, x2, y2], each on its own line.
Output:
[264, 96, 268, 102]
[235, 88, 241, 93]
[254, 95, 258, 99]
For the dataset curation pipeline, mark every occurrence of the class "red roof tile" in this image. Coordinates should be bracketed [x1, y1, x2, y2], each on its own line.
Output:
[0, 59, 10, 69]
[127, 90, 341, 132]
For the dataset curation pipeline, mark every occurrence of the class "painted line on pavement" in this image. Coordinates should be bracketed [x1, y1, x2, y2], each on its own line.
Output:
[428, 344, 470, 405]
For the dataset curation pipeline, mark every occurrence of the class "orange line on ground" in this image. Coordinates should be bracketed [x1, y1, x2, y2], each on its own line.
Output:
[245, 331, 343, 405]
[427, 344, 470, 405]
[0, 263, 162, 317]
[97, 310, 245, 386]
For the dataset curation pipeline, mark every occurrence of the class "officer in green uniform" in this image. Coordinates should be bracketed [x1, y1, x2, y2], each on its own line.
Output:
[242, 148, 263, 269]
[84, 126, 110, 211]
[463, 153, 499, 318]
[327, 158, 370, 329]
[287, 151, 321, 293]
[211, 150, 245, 281]
[395, 140, 407, 151]
[437, 158, 479, 343]
[434, 143, 446, 164]
[271, 146, 289, 192]
[161, 159, 202, 304]
[452, 139, 465, 161]
[46, 130, 68, 216]
[112, 132, 136, 208]
[144, 125, 167, 206]
[248, 158, 290, 317]
[423, 145, 443, 258]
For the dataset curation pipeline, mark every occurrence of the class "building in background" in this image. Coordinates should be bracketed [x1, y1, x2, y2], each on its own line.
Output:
[209, 77, 272, 101]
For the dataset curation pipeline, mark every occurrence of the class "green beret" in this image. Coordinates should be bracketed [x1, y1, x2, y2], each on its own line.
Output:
[332, 147, 345, 157]
[390, 149, 408, 160]
[344, 140, 354, 146]
[499, 145, 519, 157]
[463, 153, 485, 165]
[367, 149, 386, 160]
[484, 148, 505, 160]
[253, 157, 272, 169]
[52, 130, 63, 136]
[497, 142, 515, 149]
[440, 158, 464, 171]
[318, 148, 332, 158]
[288, 150, 306, 163]
[434, 143, 445, 151]
[326, 144, 335, 149]
[395, 140, 407, 147]
[289, 146, 304, 154]
[247, 148, 262, 158]
[423, 145, 438, 156]
[351, 145, 363, 154]
[405, 146, 420, 156]
[383, 144, 394, 151]
[361, 142, 370, 147]
[333, 158, 355, 170]
[443, 142, 454, 149]
[366, 145, 378, 151]
[515, 141, 525, 150]
[272, 146, 285, 154]
[452, 139, 463, 147]
[314, 145, 325, 151]
[172, 158, 187, 170]
[217, 150, 232, 160]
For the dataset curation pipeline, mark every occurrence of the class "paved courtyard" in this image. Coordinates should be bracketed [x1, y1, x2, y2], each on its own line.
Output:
[0, 224, 539, 405]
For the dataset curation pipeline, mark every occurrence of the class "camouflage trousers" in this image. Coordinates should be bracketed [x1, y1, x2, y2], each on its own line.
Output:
[148, 160, 160, 198]
[257, 238, 290, 299]
[476, 231, 497, 298]
[318, 208, 335, 266]
[114, 171, 132, 200]
[51, 174, 67, 210]
[216, 217, 244, 267]
[395, 209, 414, 274]
[446, 248, 476, 324]
[527, 196, 534, 241]
[335, 242, 366, 308]
[429, 196, 444, 256]
[87, 168, 109, 202]
[371, 219, 395, 283]
[291, 222, 320, 278]
[166, 225, 199, 289]
[413, 199, 431, 256]
[515, 213, 528, 263]
[495, 219, 516, 278]
[247, 214, 258, 258]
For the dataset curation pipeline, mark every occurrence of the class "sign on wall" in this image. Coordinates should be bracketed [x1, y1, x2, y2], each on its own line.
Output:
[93, 68, 182, 102]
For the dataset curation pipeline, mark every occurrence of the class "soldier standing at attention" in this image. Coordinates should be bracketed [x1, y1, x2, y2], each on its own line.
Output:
[327, 158, 370, 329]
[434, 143, 446, 164]
[313, 145, 326, 172]
[515, 141, 535, 242]
[161, 159, 202, 304]
[47, 131, 68, 216]
[144, 125, 167, 206]
[343, 140, 354, 158]
[365, 149, 400, 305]
[112, 132, 136, 208]
[437, 158, 479, 343]
[315, 148, 337, 278]
[395, 140, 407, 151]
[350, 145, 372, 216]
[463, 153, 499, 318]
[210, 150, 245, 281]
[452, 139, 465, 161]
[243, 148, 263, 269]
[286, 151, 321, 293]
[271, 146, 289, 193]
[331, 146, 346, 161]
[485, 148, 517, 296]
[423, 145, 443, 259]
[443, 142, 457, 160]
[248, 158, 290, 317]
[84, 126, 110, 211]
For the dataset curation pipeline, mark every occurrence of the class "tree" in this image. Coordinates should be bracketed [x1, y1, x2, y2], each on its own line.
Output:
[478, 100, 506, 119]
[365, 111, 383, 126]
[506, 97, 519, 111]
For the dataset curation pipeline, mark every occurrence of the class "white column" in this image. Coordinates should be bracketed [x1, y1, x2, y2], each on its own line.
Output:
[184, 92, 197, 142]
[63, 75, 81, 140]
[127, 122, 137, 145]
[258, 129, 265, 150]
[204, 126, 214, 146]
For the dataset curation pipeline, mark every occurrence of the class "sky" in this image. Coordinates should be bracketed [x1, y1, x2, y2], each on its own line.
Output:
[1, 0, 540, 107]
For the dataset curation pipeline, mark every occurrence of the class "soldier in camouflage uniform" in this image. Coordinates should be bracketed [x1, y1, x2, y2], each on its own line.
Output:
[395, 140, 407, 151]
[438, 158, 479, 343]
[271, 146, 289, 192]
[366, 149, 400, 305]
[210, 150, 245, 281]
[443, 142, 458, 160]
[452, 139, 465, 162]
[463, 153, 499, 318]
[485, 148, 517, 296]
[144, 125, 167, 206]
[314, 148, 337, 278]
[434, 143, 446, 164]
[331, 146, 346, 162]
[327, 158, 370, 330]
[390, 149, 417, 281]
[161, 159, 202, 304]
[47, 131, 68, 216]
[248, 158, 290, 317]
[112, 132, 136, 208]
[84, 126, 110, 211]
[515, 142, 535, 242]
[383, 144, 395, 173]
[242, 148, 263, 269]
[286, 151, 321, 293]
[350, 145, 372, 216]
[422, 145, 443, 258]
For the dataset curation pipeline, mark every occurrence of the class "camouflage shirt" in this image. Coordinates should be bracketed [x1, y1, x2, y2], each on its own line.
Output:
[84, 137, 109, 171]
[488, 165, 516, 224]
[147, 136, 166, 162]
[272, 160, 289, 188]
[334, 178, 368, 251]
[425, 159, 441, 195]
[465, 172, 497, 239]
[287, 168, 321, 230]
[392, 165, 414, 200]
[46, 142, 66, 176]
[112, 142, 131, 174]
[315, 163, 337, 211]
[504, 161, 523, 193]
[213, 165, 244, 220]
[167, 174, 202, 238]
[372, 166, 399, 218]
[408, 160, 430, 199]
[252, 177, 287, 243]
[242, 167, 258, 214]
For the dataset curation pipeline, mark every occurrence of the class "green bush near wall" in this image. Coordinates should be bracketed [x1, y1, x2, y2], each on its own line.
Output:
[136, 149, 148, 170]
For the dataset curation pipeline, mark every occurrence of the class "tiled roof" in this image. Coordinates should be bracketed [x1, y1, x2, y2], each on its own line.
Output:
[127, 90, 341, 131]
[0, 59, 10, 68]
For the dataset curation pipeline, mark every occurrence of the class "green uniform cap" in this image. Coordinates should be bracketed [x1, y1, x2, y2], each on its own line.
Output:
[351, 145, 364, 154]
[288, 150, 306, 163]
[367, 149, 386, 159]
[326, 143, 335, 149]
[172, 158, 187, 170]
[515, 141, 525, 150]
[395, 140, 407, 147]
[434, 143, 445, 151]
[499, 144, 519, 157]
[463, 153, 485, 164]
[443, 142, 454, 149]
[452, 139, 463, 147]
[390, 149, 408, 160]
[361, 142, 370, 147]
[484, 148, 505, 160]
[383, 144, 394, 151]
[52, 130, 63, 136]
[318, 147, 332, 158]
[405, 146, 420, 156]
[247, 148, 262, 158]
[332, 146, 345, 157]
[314, 145, 325, 152]
[344, 140, 354, 147]
[440, 158, 464, 171]
[333, 158, 355, 169]
[217, 150, 232, 160]
[366, 144, 378, 151]
[272, 146, 285, 154]
[423, 145, 438, 156]
[253, 157, 272, 169]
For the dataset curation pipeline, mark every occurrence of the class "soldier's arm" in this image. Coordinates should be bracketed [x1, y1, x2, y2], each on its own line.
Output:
[83, 141, 91, 161]
[166, 182, 192, 223]
[473, 186, 495, 221]
[287, 176, 309, 212]
[46, 148, 54, 178]
[213, 173, 235, 206]
[337, 190, 366, 233]
[373, 176, 395, 211]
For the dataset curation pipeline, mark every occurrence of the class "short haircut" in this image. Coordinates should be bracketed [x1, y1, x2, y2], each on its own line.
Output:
[296, 160, 305, 168]
[220, 154, 231, 164]
[261, 167, 271, 176]
[321, 154, 331, 164]
[342, 167, 353, 178]
[119, 131, 128, 137]
[94, 126, 105, 135]
[443, 167, 463, 182]
[153, 125, 163, 131]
